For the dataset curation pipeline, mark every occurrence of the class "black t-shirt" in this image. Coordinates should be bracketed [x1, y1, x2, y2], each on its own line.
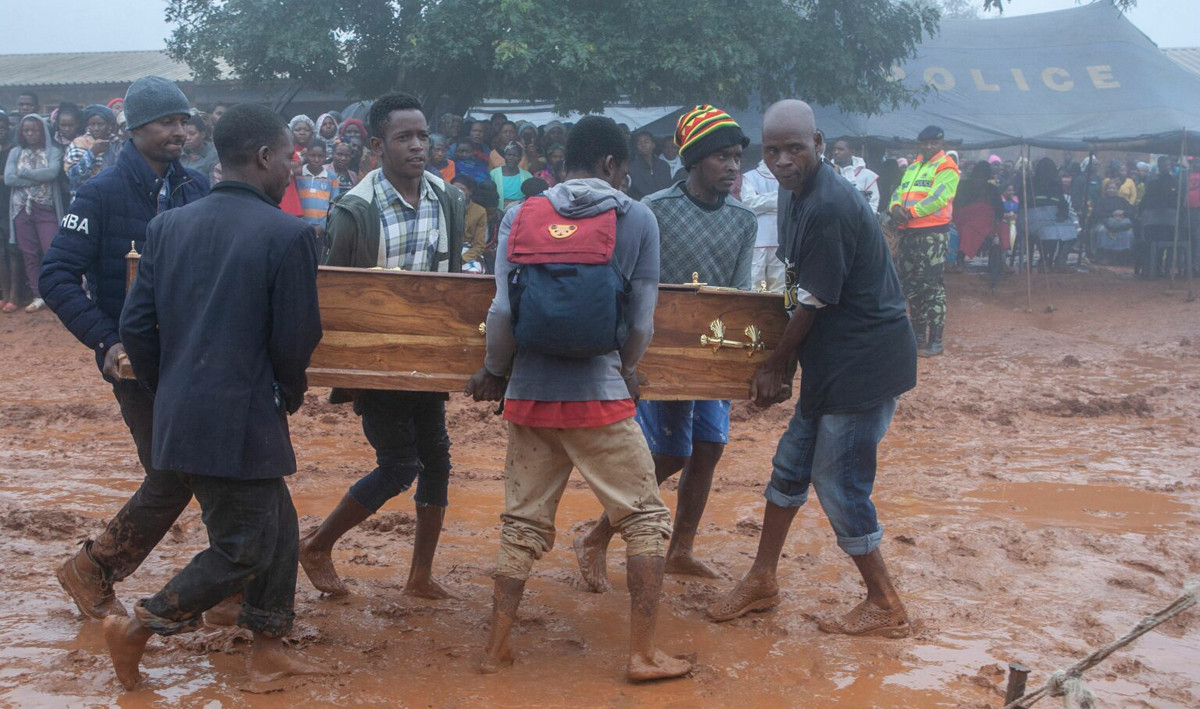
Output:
[777, 162, 917, 417]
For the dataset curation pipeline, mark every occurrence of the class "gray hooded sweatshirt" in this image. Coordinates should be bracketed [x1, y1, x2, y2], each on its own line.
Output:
[4, 114, 65, 242]
[484, 178, 659, 402]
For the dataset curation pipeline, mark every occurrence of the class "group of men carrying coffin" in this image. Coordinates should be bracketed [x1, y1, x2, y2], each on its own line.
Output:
[42, 74, 917, 689]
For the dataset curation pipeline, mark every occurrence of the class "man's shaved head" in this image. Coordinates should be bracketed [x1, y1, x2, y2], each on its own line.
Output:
[763, 100, 816, 137]
[761, 99, 823, 193]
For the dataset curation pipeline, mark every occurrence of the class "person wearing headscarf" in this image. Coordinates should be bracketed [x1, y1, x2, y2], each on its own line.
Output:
[289, 115, 316, 153]
[315, 112, 340, 142]
[534, 142, 565, 187]
[5, 114, 65, 312]
[65, 104, 123, 194]
[337, 119, 371, 172]
[515, 120, 542, 171]
[539, 120, 566, 156]
[426, 133, 455, 182]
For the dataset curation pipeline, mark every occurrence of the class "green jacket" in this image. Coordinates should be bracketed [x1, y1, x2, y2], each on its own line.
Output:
[325, 168, 466, 271]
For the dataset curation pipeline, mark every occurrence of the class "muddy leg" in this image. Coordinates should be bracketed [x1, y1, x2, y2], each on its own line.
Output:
[298, 493, 372, 596]
[850, 549, 905, 614]
[575, 453, 684, 593]
[625, 555, 692, 682]
[480, 576, 525, 674]
[103, 614, 153, 690]
[248, 633, 331, 683]
[404, 504, 455, 599]
[665, 442, 722, 578]
[708, 501, 798, 621]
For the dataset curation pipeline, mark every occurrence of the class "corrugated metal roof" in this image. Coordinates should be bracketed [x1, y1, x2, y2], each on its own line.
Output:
[0, 50, 230, 87]
[1164, 47, 1200, 78]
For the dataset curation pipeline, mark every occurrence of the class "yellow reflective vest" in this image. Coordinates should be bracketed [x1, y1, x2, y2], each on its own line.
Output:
[889, 151, 960, 230]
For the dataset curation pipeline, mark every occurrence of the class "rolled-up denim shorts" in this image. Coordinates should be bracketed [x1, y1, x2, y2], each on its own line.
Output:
[635, 399, 732, 457]
[765, 397, 897, 556]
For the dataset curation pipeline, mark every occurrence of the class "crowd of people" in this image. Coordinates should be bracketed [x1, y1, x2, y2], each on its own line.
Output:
[5, 86, 1196, 319]
[1, 70, 1196, 695]
[21, 73, 927, 692]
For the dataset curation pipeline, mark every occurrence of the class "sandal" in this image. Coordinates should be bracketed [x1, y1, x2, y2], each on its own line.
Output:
[1, 302, 16, 313]
[817, 600, 911, 638]
[706, 583, 780, 623]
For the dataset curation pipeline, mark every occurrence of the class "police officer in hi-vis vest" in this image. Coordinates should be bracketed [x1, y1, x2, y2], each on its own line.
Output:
[889, 125, 959, 357]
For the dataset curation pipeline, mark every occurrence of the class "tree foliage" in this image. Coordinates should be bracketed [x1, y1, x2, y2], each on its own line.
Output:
[166, 0, 940, 116]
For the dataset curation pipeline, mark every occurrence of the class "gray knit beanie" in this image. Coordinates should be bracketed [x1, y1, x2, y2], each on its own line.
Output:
[123, 76, 191, 129]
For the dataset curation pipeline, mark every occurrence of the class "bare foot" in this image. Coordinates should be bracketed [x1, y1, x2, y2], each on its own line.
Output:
[403, 576, 457, 600]
[626, 649, 693, 682]
[299, 534, 348, 596]
[248, 637, 331, 684]
[664, 551, 720, 579]
[573, 532, 612, 593]
[478, 639, 514, 674]
[103, 615, 151, 690]
[706, 573, 780, 622]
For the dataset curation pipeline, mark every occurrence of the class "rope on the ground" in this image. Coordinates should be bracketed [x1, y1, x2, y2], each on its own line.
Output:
[1001, 583, 1198, 709]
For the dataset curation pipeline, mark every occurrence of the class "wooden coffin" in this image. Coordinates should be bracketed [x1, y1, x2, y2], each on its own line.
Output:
[308, 266, 788, 400]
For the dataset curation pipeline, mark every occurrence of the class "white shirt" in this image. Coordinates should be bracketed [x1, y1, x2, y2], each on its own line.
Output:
[740, 161, 781, 248]
[836, 157, 880, 212]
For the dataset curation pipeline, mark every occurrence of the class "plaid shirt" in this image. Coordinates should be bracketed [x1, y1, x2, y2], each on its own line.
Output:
[372, 171, 445, 271]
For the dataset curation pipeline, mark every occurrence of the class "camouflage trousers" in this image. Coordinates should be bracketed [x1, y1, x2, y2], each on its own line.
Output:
[897, 230, 948, 328]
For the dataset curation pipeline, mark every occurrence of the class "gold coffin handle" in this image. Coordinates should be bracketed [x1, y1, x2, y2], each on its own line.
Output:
[699, 318, 765, 358]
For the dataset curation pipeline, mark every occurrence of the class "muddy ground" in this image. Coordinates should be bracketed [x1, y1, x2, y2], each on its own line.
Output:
[0, 268, 1197, 708]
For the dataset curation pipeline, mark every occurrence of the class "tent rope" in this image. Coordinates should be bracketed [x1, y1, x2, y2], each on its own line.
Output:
[1002, 583, 1198, 709]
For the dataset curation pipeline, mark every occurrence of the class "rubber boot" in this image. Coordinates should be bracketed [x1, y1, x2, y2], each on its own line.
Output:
[921, 325, 944, 357]
[56, 541, 128, 619]
[299, 493, 374, 595]
[912, 321, 927, 352]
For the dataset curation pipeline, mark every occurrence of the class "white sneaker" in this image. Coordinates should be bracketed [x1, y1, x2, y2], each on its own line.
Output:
[24, 298, 45, 313]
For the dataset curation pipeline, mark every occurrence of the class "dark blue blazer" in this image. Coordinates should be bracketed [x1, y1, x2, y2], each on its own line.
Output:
[119, 181, 323, 479]
[40, 145, 209, 374]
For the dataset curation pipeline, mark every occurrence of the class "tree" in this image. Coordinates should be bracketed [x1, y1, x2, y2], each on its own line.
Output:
[981, 0, 1137, 12]
[165, 0, 939, 116]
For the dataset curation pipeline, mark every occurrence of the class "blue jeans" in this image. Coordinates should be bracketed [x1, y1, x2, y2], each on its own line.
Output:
[139, 475, 298, 637]
[349, 391, 452, 510]
[765, 398, 897, 556]
[635, 400, 731, 457]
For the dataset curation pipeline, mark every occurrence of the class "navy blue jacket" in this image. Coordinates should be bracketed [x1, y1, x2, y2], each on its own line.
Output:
[119, 181, 322, 479]
[39, 145, 209, 374]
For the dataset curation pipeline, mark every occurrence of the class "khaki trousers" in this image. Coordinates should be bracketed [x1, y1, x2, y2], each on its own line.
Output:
[496, 417, 671, 580]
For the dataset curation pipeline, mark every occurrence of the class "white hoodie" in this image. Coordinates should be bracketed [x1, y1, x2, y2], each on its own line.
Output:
[740, 161, 780, 248]
[836, 156, 880, 212]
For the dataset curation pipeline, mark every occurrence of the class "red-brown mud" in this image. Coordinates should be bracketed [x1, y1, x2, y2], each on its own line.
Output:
[0, 269, 1197, 707]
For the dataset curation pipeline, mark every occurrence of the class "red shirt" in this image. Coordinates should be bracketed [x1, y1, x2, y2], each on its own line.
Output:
[280, 178, 303, 217]
[503, 399, 635, 428]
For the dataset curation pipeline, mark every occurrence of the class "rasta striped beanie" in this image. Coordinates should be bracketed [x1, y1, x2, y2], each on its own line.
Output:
[675, 104, 749, 169]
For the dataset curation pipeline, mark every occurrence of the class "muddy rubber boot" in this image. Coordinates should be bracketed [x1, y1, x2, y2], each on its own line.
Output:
[56, 541, 128, 619]
[921, 325, 944, 357]
[912, 321, 927, 352]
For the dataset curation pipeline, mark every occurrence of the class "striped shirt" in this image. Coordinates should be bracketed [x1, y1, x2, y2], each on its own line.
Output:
[372, 171, 446, 271]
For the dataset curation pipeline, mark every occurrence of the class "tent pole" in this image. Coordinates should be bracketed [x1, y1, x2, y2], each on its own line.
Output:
[1081, 149, 1095, 265]
[1171, 131, 1186, 287]
[1021, 142, 1033, 312]
[1184, 131, 1195, 302]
